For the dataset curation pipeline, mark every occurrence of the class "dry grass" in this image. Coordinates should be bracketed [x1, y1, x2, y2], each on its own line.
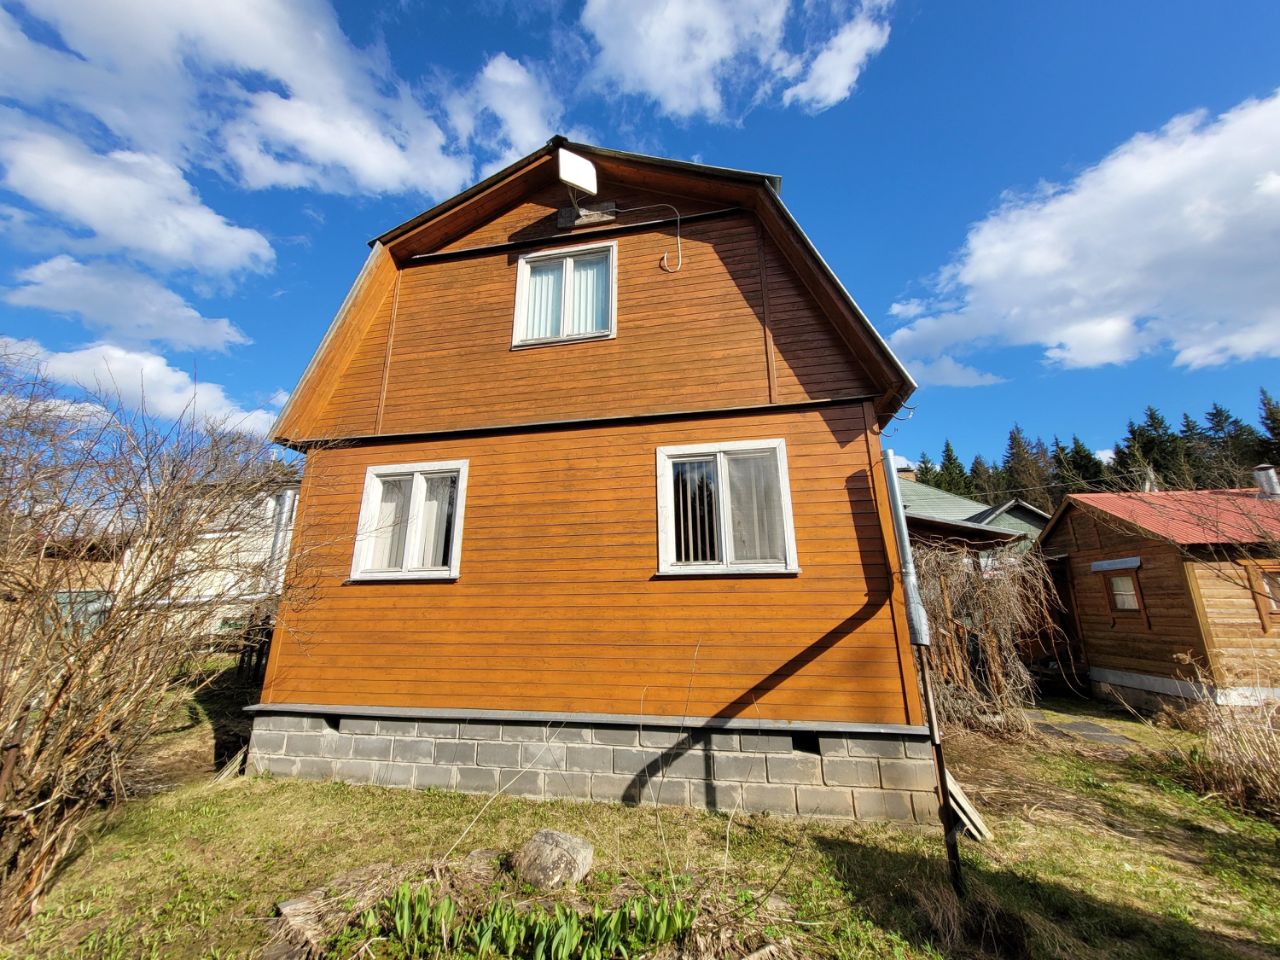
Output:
[3, 677, 1277, 960]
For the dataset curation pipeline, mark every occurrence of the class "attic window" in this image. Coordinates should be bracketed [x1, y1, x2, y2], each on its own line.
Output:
[512, 241, 616, 347]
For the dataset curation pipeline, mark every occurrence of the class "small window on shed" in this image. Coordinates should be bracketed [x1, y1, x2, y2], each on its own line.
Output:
[1107, 573, 1140, 612]
[1263, 569, 1280, 612]
[512, 241, 616, 347]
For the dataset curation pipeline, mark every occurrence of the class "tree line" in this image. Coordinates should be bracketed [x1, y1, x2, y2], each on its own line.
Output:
[912, 387, 1280, 513]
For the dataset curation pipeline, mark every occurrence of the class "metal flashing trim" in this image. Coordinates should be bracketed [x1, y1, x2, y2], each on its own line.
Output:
[1089, 666, 1205, 700]
[1090, 556, 1142, 573]
[243, 702, 929, 737]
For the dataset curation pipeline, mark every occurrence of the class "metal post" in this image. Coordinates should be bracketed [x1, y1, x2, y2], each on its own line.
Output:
[883, 449, 965, 896]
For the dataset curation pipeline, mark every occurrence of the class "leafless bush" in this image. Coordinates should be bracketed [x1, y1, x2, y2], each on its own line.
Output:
[913, 542, 1062, 736]
[1160, 659, 1280, 821]
[0, 352, 301, 930]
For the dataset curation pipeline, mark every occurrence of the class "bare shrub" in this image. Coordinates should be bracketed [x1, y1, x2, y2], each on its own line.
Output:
[913, 542, 1063, 735]
[1160, 659, 1280, 820]
[0, 353, 300, 929]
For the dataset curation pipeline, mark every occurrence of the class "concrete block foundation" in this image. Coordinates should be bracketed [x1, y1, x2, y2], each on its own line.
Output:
[246, 713, 938, 824]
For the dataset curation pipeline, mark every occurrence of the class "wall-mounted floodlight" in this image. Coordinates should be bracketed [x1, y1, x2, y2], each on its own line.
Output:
[558, 148, 598, 197]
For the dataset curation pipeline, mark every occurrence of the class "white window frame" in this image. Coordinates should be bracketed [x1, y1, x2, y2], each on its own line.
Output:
[655, 438, 800, 576]
[350, 459, 469, 581]
[511, 239, 617, 348]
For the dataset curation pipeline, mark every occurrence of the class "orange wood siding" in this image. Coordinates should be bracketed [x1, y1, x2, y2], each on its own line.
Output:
[436, 181, 725, 253]
[264, 404, 920, 725]
[303, 213, 875, 439]
[1189, 560, 1280, 687]
[274, 245, 398, 441]
[1041, 510, 1209, 680]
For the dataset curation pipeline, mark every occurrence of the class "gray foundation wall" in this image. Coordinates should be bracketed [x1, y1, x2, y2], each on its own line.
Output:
[247, 713, 939, 824]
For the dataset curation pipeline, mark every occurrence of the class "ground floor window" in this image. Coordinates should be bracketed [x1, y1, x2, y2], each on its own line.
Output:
[655, 439, 799, 575]
[351, 460, 468, 580]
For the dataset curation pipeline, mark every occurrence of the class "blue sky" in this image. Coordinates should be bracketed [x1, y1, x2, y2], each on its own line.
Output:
[0, 1, 1277, 466]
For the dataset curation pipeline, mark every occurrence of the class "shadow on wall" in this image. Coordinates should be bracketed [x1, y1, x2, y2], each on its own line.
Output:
[815, 836, 1263, 960]
[622, 461, 900, 806]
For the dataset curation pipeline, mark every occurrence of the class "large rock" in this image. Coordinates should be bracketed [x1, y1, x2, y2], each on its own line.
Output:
[511, 830, 593, 890]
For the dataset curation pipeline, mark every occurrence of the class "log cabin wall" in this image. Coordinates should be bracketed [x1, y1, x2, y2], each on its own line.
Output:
[1187, 558, 1280, 689]
[264, 402, 923, 728]
[1040, 509, 1210, 685]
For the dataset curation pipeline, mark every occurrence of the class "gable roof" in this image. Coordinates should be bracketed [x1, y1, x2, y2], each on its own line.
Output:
[1039, 489, 1280, 547]
[273, 137, 916, 444]
[896, 477, 1028, 544]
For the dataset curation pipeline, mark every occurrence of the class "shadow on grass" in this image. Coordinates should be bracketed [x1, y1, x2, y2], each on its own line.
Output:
[816, 837, 1268, 960]
[191, 662, 260, 771]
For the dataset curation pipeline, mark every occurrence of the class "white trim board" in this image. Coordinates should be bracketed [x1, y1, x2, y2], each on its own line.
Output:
[1090, 666, 1279, 706]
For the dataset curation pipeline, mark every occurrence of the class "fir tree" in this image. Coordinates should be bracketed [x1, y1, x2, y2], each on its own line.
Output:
[1053, 435, 1107, 496]
[969, 455, 1001, 505]
[915, 452, 939, 486]
[1203, 403, 1263, 485]
[1179, 413, 1213, 488]
[1261, 388, 1280, 464]
[935, 440, 971, 495]
[1113, 407, 1184, 488]
[1001, 425, 1053, 512]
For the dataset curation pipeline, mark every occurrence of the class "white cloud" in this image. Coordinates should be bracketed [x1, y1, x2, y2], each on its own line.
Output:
[0, 1, 497, 197]
[890, 90, 1280, 379]
[268, 388, 290, 408]
[909, 355, 1006, 388]
[1095, 448, 1116, 465]
[580, 0, 890, 120]
[448, 54, 564, 173]
[5, 256, 249, 352]
[888, 298, 925, 319]
[782, 7, 890, 111]
[0, 114, 273, 274]
[5, 337, 275, 435]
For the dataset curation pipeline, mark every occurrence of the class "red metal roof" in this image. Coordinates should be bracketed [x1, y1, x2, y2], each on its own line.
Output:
[1066, 489, 1280, 545]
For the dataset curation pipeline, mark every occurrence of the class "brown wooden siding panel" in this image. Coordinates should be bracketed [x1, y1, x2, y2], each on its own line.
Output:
[376, 216, 775, 436]
[436, 181, 726, 253]
[312, 285, 395, 436]
[265, 405, 916, 724]
[764, 239, 874, 401]
[1192, 560, 1280, 687]
[1049, 511, 1208, 680]
[275, 247, 398, 441]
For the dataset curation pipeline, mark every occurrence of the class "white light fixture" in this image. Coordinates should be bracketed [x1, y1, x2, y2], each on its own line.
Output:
[558, 148, 597, 199]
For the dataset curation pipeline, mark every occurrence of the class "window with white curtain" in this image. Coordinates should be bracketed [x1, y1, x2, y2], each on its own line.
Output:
[655, 439, 799, 575]
[512, 241, 616, 346]
[351, 460, 469, 580]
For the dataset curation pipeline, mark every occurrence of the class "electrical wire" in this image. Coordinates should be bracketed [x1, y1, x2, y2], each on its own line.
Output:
[567, 187, 683, 273]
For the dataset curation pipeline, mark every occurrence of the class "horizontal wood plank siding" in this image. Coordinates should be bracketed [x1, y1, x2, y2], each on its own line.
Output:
[1190, 560, 1280, 687]
[1041, 510, 1209, 681]
[295, 211, 875, 441]
[264, 405, 916, 724]
[764, 239, 873, 402]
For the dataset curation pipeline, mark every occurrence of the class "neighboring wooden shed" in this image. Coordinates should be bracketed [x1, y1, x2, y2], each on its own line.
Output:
[1037, 477, 1280, 707]
[246, 140, 938, 822]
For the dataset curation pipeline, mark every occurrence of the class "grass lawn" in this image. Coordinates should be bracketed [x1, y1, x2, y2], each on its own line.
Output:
[6, 674, 1278, 959]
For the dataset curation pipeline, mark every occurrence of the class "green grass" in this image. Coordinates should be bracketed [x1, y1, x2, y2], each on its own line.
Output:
[5, 679, 1279, 959]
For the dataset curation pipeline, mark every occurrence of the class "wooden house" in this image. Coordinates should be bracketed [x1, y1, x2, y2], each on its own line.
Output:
[247, 140, 939, 822]
[1037, 471, 1280, 708]
[896, 475, 1047, 548]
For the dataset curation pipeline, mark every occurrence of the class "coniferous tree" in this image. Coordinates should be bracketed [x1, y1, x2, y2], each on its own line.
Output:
[915, 452, 939, 486]
[1179, 413, 1214, 488]
[1202, 403, 1263, 485]
[1001, 425, 1053, 512]
[1052, 435, 1107, 497]
[969, 455, 1001, 505]
[935, 440, 971, 496]
[1113, 407, 1185, 488]
[1261, 388, 1280, 464]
